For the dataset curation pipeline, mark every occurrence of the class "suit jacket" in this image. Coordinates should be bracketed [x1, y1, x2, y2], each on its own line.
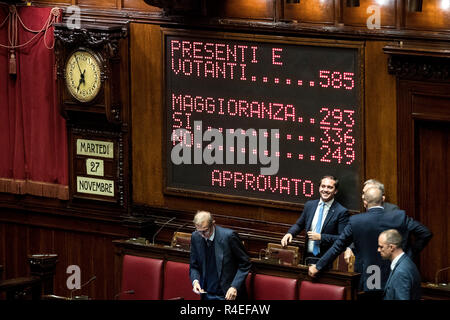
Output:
[189, 225, 251, 299]
[287, 199, 349, 262]
[384, 254, 421, 300]
[383, 202, 399, 212]
[316, 207, 432, 291]
[351, 201, 400, 270]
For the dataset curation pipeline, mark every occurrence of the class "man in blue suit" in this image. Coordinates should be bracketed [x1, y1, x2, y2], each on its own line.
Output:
[190, 210, 251, 300]
[281, 175, 349, 267]
[344, 179, 400, 265]
[308, 186, 432, 297]
[378, 229, 421, 300]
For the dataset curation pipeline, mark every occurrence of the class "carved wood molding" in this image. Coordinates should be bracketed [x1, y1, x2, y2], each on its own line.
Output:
[143, 0, 205, 15]
[54, 24, 127, 52]
[57, 7, 450, 43]
[384, 42, 450, 81]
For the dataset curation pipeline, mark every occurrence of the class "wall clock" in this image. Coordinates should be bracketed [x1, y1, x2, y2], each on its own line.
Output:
[65, 49, 102, 103]
[54, 23, 128, 124]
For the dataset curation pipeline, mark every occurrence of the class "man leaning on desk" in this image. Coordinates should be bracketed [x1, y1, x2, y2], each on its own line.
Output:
[281, 175, 350, 267]
[189, 210, 251, 300]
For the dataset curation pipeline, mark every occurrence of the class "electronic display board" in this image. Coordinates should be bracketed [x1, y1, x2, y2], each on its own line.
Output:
[165, 32, 363, 211]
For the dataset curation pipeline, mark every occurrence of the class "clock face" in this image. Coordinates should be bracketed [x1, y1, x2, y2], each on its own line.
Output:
[65, 50, 102, 103]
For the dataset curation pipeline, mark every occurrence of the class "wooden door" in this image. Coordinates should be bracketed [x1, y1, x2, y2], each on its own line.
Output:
[397, 79, 450, 283]
[417, 120, 450, 283]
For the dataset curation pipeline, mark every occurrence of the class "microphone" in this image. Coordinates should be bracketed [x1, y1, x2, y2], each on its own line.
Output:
[114, 289, 135, 300]
[434, 266, 450, 286]
[152, 217, 176, 245]
[70, 275, 97, 300]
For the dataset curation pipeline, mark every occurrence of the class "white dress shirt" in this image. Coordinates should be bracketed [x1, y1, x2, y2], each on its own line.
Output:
[391, 252, 405, 271]
[307, 199, 334, 253]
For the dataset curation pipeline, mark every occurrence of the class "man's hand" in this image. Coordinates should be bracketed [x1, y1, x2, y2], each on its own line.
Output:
[344, 248, 354, 264]
[192, 280, 206, 295]
[307, 231, 321, 241]
[281, 233, 293, 247]
[225, 287, 237, 300]
[308, 264, 319, 278]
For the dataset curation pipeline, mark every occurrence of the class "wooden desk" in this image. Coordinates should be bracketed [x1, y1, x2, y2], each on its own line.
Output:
[421, 283, 450, 300]
[113, 239, 360, 300]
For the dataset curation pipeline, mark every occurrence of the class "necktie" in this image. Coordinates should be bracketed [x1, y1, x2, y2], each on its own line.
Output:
[313, 202, 325, 256]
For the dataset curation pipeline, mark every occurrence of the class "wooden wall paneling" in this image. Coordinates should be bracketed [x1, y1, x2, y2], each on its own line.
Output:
[417, 121, 449, 283]
[395, 79, 450, 283]
[219, 0, 275, 20]
[123, 0, 162, 11]
[28, 226, 54, 257]
[76, 0, 118, 9]
[94, 236, 115, 299]
[52, 228, 70, 295]
[0, 206, 131, 298]
[343, 0, 397, 28]
[79, 233, 93, 298]
[283, 0, 335, 24]
[0, 224, 4, 280]
[131, 23, 164, 206]
[30, 1, 72, 5]
[396, 80, 450, 221]
[4, 224, 29, 279]
[364, 41, 398, 204]
[65, 231, 82, 296]
[405, 0, 450, 32]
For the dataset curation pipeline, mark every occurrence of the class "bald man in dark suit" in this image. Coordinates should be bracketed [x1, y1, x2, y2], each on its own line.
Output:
[309, 187, 432, 298]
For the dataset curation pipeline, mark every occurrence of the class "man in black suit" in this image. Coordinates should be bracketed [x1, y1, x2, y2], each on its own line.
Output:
[281, 175, 349, 267]
[344, 179, 400, 264]
[190, 210, 251, 300]
[308, 186, 432, 297]
[378, 229, 422, 300]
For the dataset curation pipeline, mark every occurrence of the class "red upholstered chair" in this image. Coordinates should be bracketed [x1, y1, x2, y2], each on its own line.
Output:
[120, 255, 163, 300]
[162, 261, 200, 300]
[245, 272, 253, 299]
[298, 281, 345, 300]
[252, 274, 298, 300]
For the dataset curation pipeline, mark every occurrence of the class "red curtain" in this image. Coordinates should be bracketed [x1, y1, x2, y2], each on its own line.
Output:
[0, 5, 68, 199]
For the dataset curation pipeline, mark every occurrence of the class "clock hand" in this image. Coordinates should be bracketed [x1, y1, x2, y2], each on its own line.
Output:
[75, 55, 83, 74]
[77, 70, 86, 92]
[77, 77, 82, 92]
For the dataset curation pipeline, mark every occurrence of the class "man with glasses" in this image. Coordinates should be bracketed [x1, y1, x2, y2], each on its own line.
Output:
[190, 210, 251, 300]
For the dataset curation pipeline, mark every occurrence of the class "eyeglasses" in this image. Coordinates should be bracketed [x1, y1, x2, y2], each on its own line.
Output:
[196, 224, 212, 235]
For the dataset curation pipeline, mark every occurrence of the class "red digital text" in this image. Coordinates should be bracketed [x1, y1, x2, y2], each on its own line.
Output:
[211, 169, 314, 197]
